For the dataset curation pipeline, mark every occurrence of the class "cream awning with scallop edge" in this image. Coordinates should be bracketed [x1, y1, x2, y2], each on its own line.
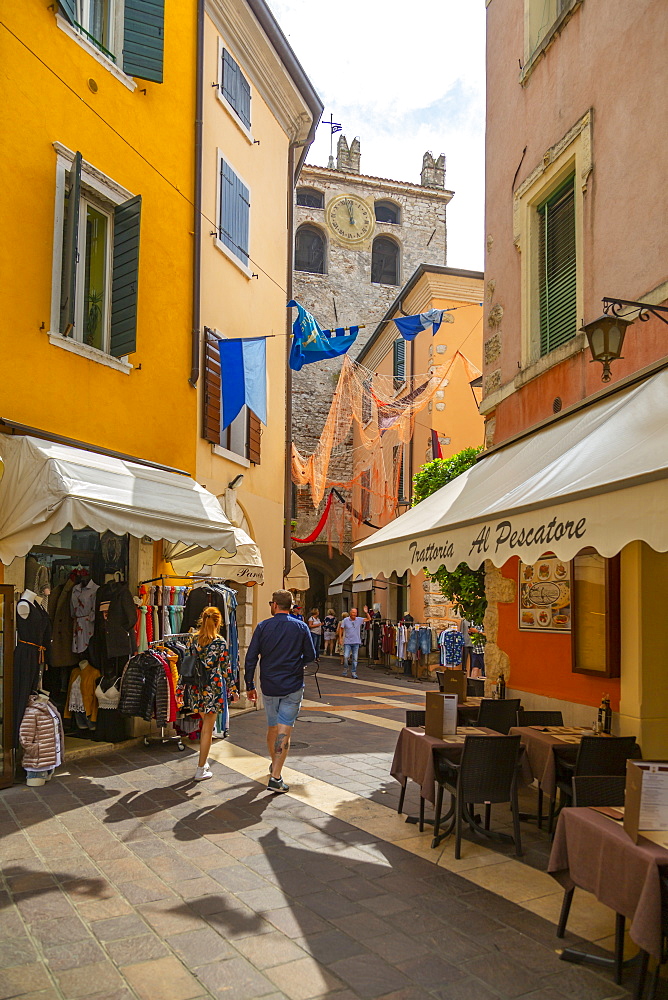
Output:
[0, 435, 237, 564]
[285, 551, 309, 591]
[354, 370, 668, 579]
[164, 528, 264, 585]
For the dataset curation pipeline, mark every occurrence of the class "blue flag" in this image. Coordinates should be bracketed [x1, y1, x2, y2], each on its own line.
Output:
[218, 337, 267, 429]
[288, 300, 359, 371]
[394, 309, 446, 341]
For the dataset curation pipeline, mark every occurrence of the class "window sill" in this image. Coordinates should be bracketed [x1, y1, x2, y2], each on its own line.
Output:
[216, 89, 254, 144]
[214, 237, 252, 278]
[520, 0, 583, 86]
[294, 269, 327, 277]
[480, 332, 586, 415]
[212, 444, 250, 468]
[55, 14, 137, 92]
[48, 332, 133, 373]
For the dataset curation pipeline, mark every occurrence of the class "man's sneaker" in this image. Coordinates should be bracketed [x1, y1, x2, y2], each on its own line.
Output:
[342, 670, 348, 677]
[352, 673, 358, 679]
[194, 764, 213, 781]
[268, 776, 289, 793]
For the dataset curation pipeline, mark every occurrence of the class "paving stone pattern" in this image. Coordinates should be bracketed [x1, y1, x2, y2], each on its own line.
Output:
[0, 675, 644, 1000]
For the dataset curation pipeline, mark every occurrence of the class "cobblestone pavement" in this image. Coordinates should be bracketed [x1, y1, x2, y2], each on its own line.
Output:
[0, 666, 652, 1000]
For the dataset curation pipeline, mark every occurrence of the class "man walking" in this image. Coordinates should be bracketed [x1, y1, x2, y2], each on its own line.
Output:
[244, 590, 317, 793]
[337, 606, 371, 679]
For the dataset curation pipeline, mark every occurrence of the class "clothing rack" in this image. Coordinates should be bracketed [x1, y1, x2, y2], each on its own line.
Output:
[140, 636, 193, 752]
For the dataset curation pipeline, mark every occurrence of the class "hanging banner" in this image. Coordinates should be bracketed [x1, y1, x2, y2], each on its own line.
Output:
[288, 300, 359, 370]
[218, 337, 267, 429]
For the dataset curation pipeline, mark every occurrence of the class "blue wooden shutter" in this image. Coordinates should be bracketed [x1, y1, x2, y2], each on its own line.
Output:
[58, 0, 76, 24]
[539, 176, 577, 355]
[222, 49, 251, 129]
[123, 0, 165, 83]
[110, 194, 142, 357]
[220, 159, 250, 266]
[60, 151, 82, 336]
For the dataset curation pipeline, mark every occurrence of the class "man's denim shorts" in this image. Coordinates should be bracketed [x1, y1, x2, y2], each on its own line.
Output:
[263, 687, 304, 727]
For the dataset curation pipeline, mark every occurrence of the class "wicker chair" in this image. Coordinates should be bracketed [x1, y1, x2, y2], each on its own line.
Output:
[467, 677, 485, 698]
[556, 774, 627, 985]
[431, 734, 522, 858]
[476, 698, 521, 734]
[396, 710, 426, 817]
[516, 709, 564, 727]
[548, 736, 640, 833]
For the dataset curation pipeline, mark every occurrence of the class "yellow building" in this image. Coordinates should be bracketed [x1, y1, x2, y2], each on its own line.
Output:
[168, 0, 322, 671]
[0, 0, 321, 781]
[350, 265, 484, 632]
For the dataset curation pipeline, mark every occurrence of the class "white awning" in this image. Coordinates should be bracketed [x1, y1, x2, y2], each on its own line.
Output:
[164, 529, 264, 585]
[354, 369, 668, 578]
[327, 565, 352, 595]
[0, 435, 237, 565]
[285, 551, 309, 591]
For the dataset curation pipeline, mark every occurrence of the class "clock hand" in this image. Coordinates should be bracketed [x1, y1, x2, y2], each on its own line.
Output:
[344, 198, 355, 225]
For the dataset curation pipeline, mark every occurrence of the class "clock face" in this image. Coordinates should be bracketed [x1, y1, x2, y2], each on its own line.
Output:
[326, 194, 374, 245]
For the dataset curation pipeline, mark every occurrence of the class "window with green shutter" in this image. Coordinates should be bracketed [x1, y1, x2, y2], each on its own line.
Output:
[56, 152, 141, 359]
[219, 158, 250, 267]
[57, 1, 165, 81]
[221, 48, 251, 130]
[538, 175, 577, 356]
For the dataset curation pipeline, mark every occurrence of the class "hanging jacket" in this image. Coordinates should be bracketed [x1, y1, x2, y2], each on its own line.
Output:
[19, 695, 65, 771]
[95, 582, 138, 659]
[119, 652, 169, 725]
[48, 579, 78, 667]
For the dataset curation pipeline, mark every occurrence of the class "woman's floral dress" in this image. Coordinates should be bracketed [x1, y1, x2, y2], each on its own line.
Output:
[177, 637, 237, 714]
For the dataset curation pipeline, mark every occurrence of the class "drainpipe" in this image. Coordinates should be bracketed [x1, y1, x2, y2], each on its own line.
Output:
[284, 143, 296, 578]
[188, 0, 205, 387]
[284, 131, 319, 578]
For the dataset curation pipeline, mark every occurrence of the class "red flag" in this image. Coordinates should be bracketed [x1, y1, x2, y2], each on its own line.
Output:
[431, 429, 443, 460]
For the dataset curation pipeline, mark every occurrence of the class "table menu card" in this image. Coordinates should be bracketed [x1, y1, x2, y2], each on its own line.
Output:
[624, 760, 668, 843]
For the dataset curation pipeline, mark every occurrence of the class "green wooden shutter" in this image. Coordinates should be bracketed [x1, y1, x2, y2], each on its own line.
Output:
[58, 0, 76, 24]
[60, 151, 82, 337]
[110, 194, 141, 357]
[123, 0, 165, 83]
[393, 337, 406, 388]
[539, 176, 577, 355]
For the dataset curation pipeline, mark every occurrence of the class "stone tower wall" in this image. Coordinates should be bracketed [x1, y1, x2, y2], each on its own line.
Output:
[292, 152, 453, 550]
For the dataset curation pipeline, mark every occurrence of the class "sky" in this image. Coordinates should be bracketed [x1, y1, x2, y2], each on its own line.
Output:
[267, 0, 487, 272]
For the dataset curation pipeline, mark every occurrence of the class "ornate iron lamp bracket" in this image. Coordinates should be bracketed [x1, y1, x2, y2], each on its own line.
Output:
[602, 298, 668, 326]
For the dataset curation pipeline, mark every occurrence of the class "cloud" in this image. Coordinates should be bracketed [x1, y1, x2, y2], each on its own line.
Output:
[267, 0, 486, 270]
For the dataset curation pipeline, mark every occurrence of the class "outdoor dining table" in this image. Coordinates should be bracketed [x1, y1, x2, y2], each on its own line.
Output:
[548, 806, 668, 989]
[509, 725, 583, 801]
[457, 696, 482, 725]
[390, 725, 500, 806]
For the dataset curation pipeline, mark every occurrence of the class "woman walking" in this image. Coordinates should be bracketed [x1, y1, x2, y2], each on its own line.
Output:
[307, 608, 322, 654]
[178, 606, 238, 781]
[323, 608, 338, 656]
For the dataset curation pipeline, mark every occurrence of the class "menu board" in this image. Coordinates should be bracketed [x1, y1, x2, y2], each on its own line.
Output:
[518, 555, 571, 632]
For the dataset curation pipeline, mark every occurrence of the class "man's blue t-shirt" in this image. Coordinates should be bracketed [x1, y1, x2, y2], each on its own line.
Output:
[244, 613, 317, 697]
[340, 616, 364, 644]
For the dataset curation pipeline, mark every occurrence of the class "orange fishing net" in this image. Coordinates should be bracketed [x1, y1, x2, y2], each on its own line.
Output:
[292, 352, 481, 519]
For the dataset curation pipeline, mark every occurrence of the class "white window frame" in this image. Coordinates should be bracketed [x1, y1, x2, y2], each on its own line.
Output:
[55, 6, 135, 91]
[49, 142, 134, 373]
[513, 111, 592, 371]
[216, 37, 254, 144]
[74, 196, 114, 354]
[214, 148, 253, 278]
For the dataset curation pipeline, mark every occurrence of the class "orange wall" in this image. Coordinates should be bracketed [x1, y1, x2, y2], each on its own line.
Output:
[499, 557, 620, 711]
